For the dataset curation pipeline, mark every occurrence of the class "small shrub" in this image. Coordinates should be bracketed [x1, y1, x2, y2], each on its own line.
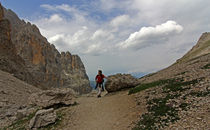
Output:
[201, 63, 210, 69]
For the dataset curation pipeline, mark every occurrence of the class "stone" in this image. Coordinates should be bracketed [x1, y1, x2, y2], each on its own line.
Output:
[29, 88, 77, 108]
[105, 74, 139, 92]
[29, 108, 57, 129]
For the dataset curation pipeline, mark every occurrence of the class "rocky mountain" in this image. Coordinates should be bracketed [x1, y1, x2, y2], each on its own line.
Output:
[138, 32, 210, 83]
[129, 33, 210, 129]
[177, 32, 210, 63]
[0, 4, 36, 85]
[0, 4, 91, 94]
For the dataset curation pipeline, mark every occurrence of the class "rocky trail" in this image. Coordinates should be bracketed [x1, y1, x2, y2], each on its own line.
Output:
[55, 90, 142, 130]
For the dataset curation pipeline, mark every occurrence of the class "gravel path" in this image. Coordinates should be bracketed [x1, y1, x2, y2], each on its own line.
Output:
[58, 90, 141, 130]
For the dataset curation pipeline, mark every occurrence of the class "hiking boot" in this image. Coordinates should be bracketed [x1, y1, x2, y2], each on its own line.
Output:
[97, 95, 101, 98]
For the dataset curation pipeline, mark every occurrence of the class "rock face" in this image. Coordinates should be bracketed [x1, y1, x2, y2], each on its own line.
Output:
[105, 74, 139, 92]
[0, 4, 35, 84]
[0, 4, 91, 94]
[29, 88, 77, 108]
[29, 108, 57, 129]
[177, 32, 210, 63]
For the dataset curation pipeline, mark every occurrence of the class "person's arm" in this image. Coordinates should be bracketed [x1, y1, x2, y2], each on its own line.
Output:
[103, 74, 107, 79]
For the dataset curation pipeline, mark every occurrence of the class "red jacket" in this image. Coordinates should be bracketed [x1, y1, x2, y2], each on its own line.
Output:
[95, 74, 105, 83]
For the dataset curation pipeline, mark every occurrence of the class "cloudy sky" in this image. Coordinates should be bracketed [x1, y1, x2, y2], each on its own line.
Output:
[2, 0, 210, 80]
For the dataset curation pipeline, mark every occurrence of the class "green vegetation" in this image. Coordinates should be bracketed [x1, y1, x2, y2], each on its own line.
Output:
[3, 110, 38, 130]
[201, 63, 210, 69]
[129, 79, 173, 95]
[175, 71, 186, 76]
[179, 103, 188, 111]
[3, 108, 66, 130]
[162, 79, 198, 93]
[189, 91, 210, 97]
[132, 78, 203, 130]
[133, 94, 180, 130]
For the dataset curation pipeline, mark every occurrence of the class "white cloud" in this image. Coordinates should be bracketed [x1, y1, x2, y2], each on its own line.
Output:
[119, 20, 183, 49]
[84, 44, 102, 55]
[29, 1, 210, 79]
[48, 14, 63, 23]
[40, 4, 87, 23]
[110, 15, 130, 27]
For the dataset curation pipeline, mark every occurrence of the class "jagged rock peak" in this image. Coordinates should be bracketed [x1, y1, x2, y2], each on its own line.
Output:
[0, 4, 91, 94]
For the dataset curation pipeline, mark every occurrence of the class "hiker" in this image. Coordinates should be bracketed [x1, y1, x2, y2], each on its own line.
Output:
[95, 70, 107, 98]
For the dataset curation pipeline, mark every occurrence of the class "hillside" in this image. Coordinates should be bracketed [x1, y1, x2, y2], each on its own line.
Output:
[0, 4, 91, 94]
[0, 70, 40, 127]
[177, 32, 210, 63]
[130, 33, 210, 129]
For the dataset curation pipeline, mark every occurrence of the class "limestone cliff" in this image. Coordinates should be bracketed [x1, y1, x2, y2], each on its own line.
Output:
[0, 4, 36, 85]
[0, 4, 91, 94]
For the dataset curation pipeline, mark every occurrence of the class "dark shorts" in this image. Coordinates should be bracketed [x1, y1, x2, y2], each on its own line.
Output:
[95, 82, 103, 89]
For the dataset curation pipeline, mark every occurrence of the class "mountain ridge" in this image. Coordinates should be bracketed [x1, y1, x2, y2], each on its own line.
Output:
[177, 32, 210, 63]
[0, 3, 91, 94]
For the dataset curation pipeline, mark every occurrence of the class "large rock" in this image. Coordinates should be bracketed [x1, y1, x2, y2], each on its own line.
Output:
[29, 108, 57, 129]
[29, 88, 77, 108]
[105, 74, 139, 92]
[0, 4, 91, 94]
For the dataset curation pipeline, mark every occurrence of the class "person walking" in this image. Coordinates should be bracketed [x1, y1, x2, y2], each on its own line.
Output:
[95, 70, 106, 98]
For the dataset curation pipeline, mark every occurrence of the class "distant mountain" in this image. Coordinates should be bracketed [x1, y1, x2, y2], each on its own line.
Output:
[0, 4, 91, 94]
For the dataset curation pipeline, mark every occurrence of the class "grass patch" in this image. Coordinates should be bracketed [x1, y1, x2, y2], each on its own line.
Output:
[189, 91, 210, 97]
[201, 63, 210, 69]
[162, 79, 199, 93]
[129, 79, 173, 95]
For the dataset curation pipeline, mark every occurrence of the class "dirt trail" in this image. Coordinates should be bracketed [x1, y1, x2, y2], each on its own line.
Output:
[59, 90, 142, 130]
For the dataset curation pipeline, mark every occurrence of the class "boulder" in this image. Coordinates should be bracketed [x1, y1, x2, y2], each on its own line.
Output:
[29, 88, 77, 108]
[29, 108, 57, 129]
[105, 74, 139, 92]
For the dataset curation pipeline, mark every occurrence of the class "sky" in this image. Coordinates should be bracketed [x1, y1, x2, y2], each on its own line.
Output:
[1, 0, 210, 80]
